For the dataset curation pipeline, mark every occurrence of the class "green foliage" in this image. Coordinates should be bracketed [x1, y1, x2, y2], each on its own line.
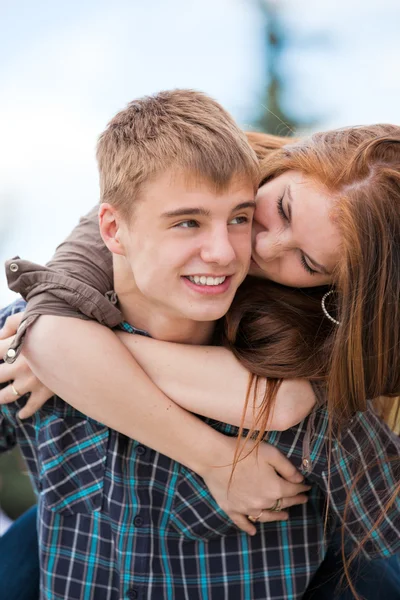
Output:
[0, 448, 36, 520]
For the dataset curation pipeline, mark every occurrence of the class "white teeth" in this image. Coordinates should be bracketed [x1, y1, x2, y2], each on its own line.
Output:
[187, 276, 227, 286]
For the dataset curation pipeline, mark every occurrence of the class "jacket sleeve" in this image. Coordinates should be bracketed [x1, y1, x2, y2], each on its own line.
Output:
[4, 206, 121, 363]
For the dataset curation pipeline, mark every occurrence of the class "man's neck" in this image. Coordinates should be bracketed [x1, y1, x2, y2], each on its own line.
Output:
[114, 257, 215, 345]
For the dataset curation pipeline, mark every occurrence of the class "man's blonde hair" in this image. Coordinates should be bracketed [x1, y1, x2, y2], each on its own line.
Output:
[96, 89, 260, 216]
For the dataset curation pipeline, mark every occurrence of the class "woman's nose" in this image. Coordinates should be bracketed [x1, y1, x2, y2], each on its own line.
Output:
[254, 230, 287, 261]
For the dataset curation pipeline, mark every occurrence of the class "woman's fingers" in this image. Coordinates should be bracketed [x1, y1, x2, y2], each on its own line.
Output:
[276, 479, 312, 499]
[18, 387, 52, 419]
[0, 352, 53, 415]
[257, 510, 289, 523]
[259, 494, 308, 521]
[0, 313, 23, 339]
[0, 383, 27, 404]
[247, 494, 309, 525]
[224, 495, 308, 534]
[276, 493, 309, 510]
[259, 443, 305, 484]
[0, 361, 15, 384]
[226, 491, 310, 535]
[230, 514, 257, 536]
[0, 383, 52, 416]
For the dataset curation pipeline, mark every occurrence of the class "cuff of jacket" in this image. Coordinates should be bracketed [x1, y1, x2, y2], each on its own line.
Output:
[4, 257, 122, 363]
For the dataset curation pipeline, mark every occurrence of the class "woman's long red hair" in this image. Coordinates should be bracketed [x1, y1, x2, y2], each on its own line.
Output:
[237, 126, 400, 433]
[224, 127, 400, 597]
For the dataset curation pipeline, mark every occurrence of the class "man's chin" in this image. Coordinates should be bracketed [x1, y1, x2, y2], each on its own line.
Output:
[183, 303, 233, 322]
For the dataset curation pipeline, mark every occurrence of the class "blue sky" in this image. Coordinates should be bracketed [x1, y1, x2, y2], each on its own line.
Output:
[280, 0, 400, 128]
[1, 0, 399, 303]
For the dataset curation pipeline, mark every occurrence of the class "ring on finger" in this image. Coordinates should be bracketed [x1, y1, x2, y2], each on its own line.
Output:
[247, 509, 264, 523]
[11, 383, 21, 397]
[267, 498, 283, 512]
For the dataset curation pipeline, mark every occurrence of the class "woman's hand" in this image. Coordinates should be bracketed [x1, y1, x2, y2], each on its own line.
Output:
[199, 436, 311, 535]
[0, 312, 53, 418]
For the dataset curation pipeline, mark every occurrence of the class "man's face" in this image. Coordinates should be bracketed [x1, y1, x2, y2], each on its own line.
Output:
[114, 170, 255, 323]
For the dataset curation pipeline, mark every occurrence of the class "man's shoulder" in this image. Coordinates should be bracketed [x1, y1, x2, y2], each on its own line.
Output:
[0, 299, 27, 328]
[340, 402, 400, 454]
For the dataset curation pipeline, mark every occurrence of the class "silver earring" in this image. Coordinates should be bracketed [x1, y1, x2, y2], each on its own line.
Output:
[321, 291, 340, 326]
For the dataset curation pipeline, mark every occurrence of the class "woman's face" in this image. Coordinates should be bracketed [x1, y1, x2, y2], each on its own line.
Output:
[250, 170, 341, 288]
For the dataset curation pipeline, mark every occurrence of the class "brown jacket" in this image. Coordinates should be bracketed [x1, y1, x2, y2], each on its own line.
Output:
[5, 207, 117, 362]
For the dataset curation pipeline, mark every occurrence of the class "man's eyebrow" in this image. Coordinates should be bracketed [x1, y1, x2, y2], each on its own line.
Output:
[161, 207, 211, 218]
[161, 201, 256, 219]
[287, 185, 330, 275]
[234, 201, 257, 212]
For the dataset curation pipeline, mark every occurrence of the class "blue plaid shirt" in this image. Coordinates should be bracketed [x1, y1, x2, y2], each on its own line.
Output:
[1, 299, 399, 600]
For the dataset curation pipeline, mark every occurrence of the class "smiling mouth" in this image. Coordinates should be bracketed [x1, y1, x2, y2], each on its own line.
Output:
[184, 275, 227, 287]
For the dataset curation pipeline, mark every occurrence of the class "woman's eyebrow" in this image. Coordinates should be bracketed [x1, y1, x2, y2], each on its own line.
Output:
[287, 184, 330, 275]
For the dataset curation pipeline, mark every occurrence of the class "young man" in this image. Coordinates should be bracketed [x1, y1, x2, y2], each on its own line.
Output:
[0, 90, 311, 599]
[1, 91, 399, 600]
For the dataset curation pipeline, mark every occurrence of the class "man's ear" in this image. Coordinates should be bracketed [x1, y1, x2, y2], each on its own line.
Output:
[99, 203, 125, 256]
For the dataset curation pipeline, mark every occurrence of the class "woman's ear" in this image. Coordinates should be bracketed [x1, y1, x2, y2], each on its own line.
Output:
[98, 203, 125, 255]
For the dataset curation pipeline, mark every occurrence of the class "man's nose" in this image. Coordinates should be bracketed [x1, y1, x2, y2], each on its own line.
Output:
[201, 228, 236, 266]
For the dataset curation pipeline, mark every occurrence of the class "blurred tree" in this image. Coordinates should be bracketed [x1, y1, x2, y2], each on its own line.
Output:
[256, 0, 315, 135]
[0, 448, 36, 520]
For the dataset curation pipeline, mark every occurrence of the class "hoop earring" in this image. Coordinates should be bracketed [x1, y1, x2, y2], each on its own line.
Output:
[321, 291, 340, 326]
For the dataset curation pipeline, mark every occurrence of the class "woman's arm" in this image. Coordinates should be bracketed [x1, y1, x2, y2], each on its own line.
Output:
[22, 315, 310, 535]
[115, 331, 316, 430]
[1, 313, 316, 430]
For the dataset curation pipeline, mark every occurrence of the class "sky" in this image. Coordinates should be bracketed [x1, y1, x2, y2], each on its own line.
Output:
[1, 0, 400, 303]
[280, 0, 400, 128]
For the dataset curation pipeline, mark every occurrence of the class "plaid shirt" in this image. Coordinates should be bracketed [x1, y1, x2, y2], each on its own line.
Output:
[1, 299, 399, 600]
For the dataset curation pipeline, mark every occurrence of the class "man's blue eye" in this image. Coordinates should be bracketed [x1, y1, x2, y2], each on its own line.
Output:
[174, 220, 199, 228]
[230, 216, 249, 225]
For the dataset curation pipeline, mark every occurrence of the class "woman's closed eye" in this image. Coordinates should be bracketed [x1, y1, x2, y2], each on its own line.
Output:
[299, 254, 318, 275]
[276, 195, 287, 221]
[276, 194, 320, 277]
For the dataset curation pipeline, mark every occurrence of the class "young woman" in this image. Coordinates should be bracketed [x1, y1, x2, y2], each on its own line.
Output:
[1, 124, 399, 599]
